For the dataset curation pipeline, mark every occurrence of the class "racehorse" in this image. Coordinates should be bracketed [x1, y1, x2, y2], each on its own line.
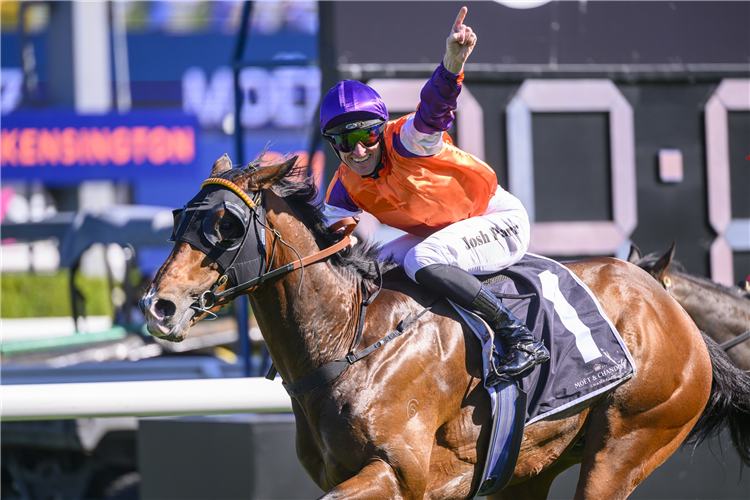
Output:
[141, 155, 750, 499]
[628, 243, 750, 371]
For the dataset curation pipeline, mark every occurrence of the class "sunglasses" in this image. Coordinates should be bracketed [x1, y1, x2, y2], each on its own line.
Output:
[323, 124, 383, 153]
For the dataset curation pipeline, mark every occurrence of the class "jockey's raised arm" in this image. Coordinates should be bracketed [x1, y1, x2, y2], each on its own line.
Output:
[400, 6, 476, 158]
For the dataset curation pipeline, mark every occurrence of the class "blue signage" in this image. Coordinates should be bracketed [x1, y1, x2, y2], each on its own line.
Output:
[1, 111, 201, 184]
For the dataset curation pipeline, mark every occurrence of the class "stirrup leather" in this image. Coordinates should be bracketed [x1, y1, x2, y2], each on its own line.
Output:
[486, 344, 512, 386]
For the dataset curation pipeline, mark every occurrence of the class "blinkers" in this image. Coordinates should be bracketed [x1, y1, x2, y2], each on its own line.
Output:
[170, 181, 266, 289]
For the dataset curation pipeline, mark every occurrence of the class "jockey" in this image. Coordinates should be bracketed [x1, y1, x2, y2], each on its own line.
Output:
[319, 7, 549, 381]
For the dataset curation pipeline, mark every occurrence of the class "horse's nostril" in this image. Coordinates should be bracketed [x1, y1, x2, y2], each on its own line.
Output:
[153, 299, 176, 321]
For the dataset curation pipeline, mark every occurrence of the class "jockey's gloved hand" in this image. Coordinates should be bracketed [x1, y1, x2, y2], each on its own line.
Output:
[348, 215, 360, 246]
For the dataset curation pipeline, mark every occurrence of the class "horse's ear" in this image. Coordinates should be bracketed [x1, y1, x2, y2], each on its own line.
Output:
[651, 241, 676, 280]
[211, 154, 233, 176]
[627, 244, 642, 263]
[238, 155, 298, 191]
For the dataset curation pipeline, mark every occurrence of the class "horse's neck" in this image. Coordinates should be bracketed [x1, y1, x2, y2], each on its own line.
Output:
[249, 200, 361, 384]
[672, 274, 750, 333]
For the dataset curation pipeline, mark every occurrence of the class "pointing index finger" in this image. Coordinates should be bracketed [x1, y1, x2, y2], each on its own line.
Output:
[452, 6, 467, 33]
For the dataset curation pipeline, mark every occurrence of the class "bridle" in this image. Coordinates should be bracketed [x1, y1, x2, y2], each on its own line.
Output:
[189, 177, 357, 320]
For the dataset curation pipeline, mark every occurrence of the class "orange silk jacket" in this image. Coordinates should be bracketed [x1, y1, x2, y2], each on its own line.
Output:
[326, 114, 498, 238]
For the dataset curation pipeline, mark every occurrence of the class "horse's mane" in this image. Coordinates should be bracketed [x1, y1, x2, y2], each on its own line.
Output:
[253, 160, 392, 282]
[637, 251, 746, 298]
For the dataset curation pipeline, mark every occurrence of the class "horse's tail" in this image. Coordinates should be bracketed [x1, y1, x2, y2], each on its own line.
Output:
[684, 332, 750, 466]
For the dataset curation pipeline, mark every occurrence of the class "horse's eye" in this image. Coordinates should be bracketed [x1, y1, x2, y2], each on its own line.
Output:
[217, 216, 243, 241]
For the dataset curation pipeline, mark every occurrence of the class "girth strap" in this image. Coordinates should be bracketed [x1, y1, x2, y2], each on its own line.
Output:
[265, 260, 382, 383]
[282, 298, 439, 398]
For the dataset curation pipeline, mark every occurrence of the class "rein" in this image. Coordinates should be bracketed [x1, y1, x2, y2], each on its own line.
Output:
[719, 330, 750, 351]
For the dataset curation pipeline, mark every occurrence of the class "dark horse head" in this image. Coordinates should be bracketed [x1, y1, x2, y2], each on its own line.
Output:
[628, 242, 750, 370]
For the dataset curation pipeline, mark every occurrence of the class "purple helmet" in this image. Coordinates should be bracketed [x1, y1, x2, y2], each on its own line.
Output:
[319, 80, 389, 134]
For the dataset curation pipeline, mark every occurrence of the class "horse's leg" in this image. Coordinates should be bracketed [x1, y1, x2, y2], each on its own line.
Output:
[564, 259, 713, 499]
[571, 393, 701, 500]
[291, 400, 329, 491]
[572, 318, 710, 495]
[316, 459, 423, 500]
[292, 408, 427, 500]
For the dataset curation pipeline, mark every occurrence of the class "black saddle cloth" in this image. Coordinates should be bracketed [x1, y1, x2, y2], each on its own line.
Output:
[477, 254, 634, 424]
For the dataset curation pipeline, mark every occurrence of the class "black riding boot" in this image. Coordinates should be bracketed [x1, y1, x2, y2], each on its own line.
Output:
[470, 286, 550, 379]
[414, 264, 550, 382]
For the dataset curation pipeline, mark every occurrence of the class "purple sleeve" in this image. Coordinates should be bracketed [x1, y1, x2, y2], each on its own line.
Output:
[414, 62, 462, 134]
[325, 177, 360, 213]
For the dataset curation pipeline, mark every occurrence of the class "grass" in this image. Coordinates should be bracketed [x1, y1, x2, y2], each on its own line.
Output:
[1, 271, 113, 318]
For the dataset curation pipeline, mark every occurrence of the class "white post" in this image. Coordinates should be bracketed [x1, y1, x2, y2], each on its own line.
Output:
[72, 0, 112, 114]
[111, 0, 132, 113]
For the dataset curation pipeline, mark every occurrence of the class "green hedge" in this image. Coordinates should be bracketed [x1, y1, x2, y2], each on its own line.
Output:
[1, 272, 113, 318]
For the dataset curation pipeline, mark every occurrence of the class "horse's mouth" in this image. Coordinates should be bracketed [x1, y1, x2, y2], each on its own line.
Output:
[145, 307, 195, 342]
[151, 330, 186, 342]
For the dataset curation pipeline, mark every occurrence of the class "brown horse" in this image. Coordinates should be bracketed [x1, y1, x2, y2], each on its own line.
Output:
[628, 243, 750, 371]
[141, 155, 750, 500]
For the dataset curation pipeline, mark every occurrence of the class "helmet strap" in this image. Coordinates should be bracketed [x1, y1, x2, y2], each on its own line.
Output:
[329, 143, 344, 163]
[361, 134, 386, 179]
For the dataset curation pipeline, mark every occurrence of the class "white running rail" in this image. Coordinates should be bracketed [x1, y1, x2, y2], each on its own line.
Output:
[1, 378, 293, 421]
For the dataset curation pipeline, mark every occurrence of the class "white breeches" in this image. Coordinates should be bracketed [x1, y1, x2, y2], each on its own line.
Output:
[379, 187, 531, 282]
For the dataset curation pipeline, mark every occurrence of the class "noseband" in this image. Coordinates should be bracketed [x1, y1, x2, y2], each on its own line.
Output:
[186, 177, 357, 320]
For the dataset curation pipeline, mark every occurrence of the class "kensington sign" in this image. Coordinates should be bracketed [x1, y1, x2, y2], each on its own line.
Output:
[1, 111, 200, 183]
